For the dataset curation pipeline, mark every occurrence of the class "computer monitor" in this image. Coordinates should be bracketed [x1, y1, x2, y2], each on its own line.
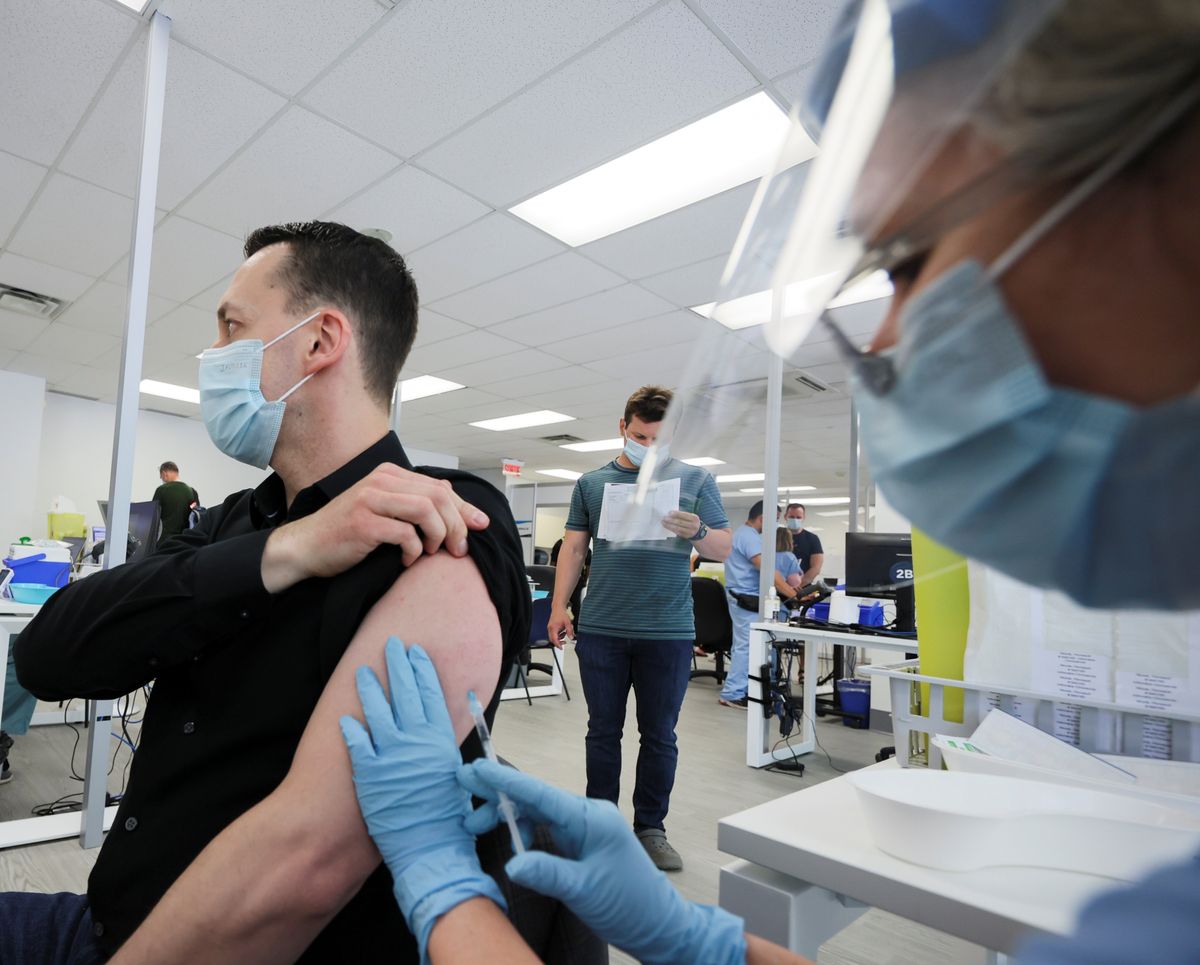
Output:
[98, 500, 161, 562]
[845, 532, 916, 631]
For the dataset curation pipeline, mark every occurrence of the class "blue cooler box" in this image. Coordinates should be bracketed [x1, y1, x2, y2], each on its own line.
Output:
[3, 553, 70, 588]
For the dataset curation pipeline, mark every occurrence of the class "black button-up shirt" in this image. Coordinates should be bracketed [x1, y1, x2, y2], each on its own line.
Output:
[16, 433, 530, 961]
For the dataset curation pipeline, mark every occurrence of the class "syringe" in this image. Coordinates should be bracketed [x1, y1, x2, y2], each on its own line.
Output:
[467, 691, 526, 855]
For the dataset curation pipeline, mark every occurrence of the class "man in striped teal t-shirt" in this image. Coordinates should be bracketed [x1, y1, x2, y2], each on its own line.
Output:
[548, 386, 731, 873]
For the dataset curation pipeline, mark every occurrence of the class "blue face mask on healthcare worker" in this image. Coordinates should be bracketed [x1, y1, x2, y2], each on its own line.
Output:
[198, 311, 320, 469]
[850, 223, 1200, 612]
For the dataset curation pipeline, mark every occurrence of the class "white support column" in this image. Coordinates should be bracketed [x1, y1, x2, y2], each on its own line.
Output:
[82, 10, 171, 850]
[848, 399, 861, 534]
[758, 351, 784, 614]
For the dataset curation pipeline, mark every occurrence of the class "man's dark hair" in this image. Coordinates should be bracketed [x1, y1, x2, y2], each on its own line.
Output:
[159, 461, 178, 474]
[623, 385, 673, 425]
[748, 500, 764, 521]
[786, 502, 806, 514]
[244, 222, 419, 408]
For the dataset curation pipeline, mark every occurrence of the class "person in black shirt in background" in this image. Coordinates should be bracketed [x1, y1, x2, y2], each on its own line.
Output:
[8, 222, 532, 964]
[784, 502, 824, 588]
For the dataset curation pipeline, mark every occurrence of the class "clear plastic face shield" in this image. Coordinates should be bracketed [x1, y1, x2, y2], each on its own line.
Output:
[611, 0, 1062, 550]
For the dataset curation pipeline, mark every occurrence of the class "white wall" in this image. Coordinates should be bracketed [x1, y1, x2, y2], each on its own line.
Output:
[33, 391, 459, 532]
[0, 371, 46, 543]
[37, 392, 267, 531]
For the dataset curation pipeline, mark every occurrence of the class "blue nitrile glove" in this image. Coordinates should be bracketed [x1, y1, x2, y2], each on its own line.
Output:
[459, 758, 746, 965]
[340, 639, 505, 963]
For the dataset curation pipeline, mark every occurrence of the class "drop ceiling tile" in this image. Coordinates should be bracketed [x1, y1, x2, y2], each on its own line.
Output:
[58, 281, 178, 337]
[150, 303, 218, 357]
[400, 388, 508, 417]
[188, 273, 235, 313]
[435, 349, 566, 389]
[170, 0, 384, 96]
[302, 0, 654, 157]
[695, 0, 842, 78]
[772, 60, 819, 111]
[6, 351, 86, 387]
[0, 253, 96, 302]
[411, 309, 473, 352]
[106, 216, 244, 303]
[827, 298, 888, 338]
[638, 255, 727, 307]
[8, 173, 133, 276]
[177, 107, 400, 238]
[580, 183, 755, 280]
[0, 152, 46, 241]
[481, 364, 611, 400]
[431, 253, 624, 327]
[419, 1, 757, 207]
[0, 348, 14, 369]
[140, 396, 202, 420]
[406, 214, 563, 304]
[487, 284, 673, 346]
[60, 40, 288, 209]
[403, 330, 525, 374]
[23, 322, 120, 365]
[328, 167, 490, 254]
[144, 354, 203, 390]
[0, 0, 136, 165]
[58, 363, 118, 402]
[582, 349, 692, 385]
[0, 307, 50, 352]
[542, 310, 705, 364]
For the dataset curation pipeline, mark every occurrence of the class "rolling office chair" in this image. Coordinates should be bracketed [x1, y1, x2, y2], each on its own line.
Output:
[517, 565, 571, 702]
[689, 575, 732, 685]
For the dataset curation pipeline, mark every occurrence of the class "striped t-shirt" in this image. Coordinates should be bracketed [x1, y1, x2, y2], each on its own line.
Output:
[566, 459, 728, 639]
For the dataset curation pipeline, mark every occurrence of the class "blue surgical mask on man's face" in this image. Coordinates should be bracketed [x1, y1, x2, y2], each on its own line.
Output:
[198, 311, 320, 469]
[622, 435, 669, 468]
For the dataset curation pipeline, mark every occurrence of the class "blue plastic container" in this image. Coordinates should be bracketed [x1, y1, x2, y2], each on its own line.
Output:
[857, 601, 885, 627]
[835, 677, 871, 729]
[3, 554, 70, 588]
[10, 583, 60, 605]
[808, 601, 830, 621]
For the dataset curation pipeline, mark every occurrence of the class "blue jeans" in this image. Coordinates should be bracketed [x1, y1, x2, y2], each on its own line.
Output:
[574, 633, 693, 832]
[0, 891, 105, 964]
[721, 600, 756, 701]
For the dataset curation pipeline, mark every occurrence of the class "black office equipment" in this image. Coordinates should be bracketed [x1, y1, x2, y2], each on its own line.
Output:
[845, 532, 916, 632]
[689, 576, 732, 685]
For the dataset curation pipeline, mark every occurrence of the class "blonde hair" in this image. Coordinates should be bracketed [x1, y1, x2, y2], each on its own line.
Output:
[775, 527, 793, 553]
[976, 1, 1200, 178]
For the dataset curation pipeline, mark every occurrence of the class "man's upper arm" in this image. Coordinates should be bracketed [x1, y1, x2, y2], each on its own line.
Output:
[275, 550, 504, 879]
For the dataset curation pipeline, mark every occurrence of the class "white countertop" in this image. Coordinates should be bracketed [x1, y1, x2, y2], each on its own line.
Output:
[718, 760, 1116, 953]
[751, 621, 918, 653]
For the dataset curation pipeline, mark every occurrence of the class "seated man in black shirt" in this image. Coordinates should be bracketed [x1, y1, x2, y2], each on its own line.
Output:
[11, 222, 532, 963]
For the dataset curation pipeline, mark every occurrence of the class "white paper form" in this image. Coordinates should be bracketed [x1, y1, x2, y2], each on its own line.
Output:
[597, 478, 680, 542]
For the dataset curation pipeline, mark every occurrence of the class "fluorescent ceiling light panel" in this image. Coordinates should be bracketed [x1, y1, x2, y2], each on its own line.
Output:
[536, 469, 583, 481]
[560, 437, 624, 452]
[802, 497, 852, 506]
[716, 473, 765, 483]
[738, 485, 818, 494]
[112, 0, 154, 11]
[691, 270, 893, 331]
[399, 375, 464, 402]
[139, 379, 199, 404]
[470, 410, 575, 432]
[680, 456, 725, 466]
[509, 92, 798, 247]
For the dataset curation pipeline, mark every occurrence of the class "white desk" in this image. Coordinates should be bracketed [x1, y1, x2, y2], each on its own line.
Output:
[747, 622, 917, 768]
[718, 760, 1116, 961]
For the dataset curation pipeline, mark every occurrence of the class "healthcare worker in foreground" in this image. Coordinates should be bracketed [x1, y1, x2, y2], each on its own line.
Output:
[339, 0, 1200, 961]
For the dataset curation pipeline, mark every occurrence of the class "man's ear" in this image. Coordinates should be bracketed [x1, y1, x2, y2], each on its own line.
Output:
[304, 309, 351, 376]
[618, 418, 627, 437]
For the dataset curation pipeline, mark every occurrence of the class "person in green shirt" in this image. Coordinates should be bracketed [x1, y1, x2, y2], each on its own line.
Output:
[152, 460, 199, 543]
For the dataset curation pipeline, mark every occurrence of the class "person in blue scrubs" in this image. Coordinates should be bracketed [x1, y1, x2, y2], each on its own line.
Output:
[338, 1, 1200, 962]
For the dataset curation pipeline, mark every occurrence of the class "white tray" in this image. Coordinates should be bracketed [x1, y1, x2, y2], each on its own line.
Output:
[849, 769, 1200, 881]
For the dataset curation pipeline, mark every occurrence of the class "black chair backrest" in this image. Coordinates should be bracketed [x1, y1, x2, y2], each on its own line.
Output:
[525, 564, 557, 594]
[691, 576, 732, 655]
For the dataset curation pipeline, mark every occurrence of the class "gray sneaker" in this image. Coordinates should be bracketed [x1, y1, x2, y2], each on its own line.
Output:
[636, 828, 683, 872]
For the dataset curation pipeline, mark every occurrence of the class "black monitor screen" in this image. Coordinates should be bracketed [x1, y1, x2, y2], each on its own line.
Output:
[127, 501, 161, 562]
[845, 532, 913, 595]
[845, 532, 916, 631]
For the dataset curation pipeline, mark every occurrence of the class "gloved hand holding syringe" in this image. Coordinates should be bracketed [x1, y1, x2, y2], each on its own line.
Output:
[467, 689, 525, 856]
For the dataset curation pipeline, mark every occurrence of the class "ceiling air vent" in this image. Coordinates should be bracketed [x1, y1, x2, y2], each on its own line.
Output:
[0, 283, 69, 320]
[541, 433, 584, 444]
[697, 369, 836, 406]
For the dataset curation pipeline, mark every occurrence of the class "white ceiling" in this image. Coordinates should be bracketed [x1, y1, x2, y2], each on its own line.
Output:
[1, 0, 882, 521]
